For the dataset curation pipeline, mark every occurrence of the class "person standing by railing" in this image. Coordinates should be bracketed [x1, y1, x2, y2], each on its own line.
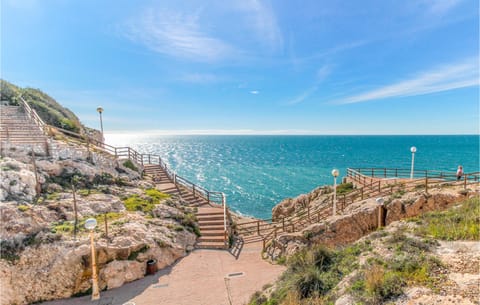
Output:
[456, 165, 463, 181]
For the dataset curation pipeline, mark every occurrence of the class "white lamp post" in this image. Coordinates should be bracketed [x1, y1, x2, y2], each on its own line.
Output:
[376, 197, 385, 228]
[96, 106, 104, 142]
[410, 146, 417, 179]
[331, 169, 339, 216]
[85, 218, 100, 301]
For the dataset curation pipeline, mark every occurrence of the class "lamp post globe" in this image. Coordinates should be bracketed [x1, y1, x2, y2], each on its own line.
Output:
[85, 218, 100, 300]
[331, 169, 339, 216]
[84, 218, 97, 230]
[410, 146, 417, 179]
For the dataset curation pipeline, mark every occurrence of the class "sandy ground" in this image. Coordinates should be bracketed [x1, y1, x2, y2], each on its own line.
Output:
[41, 239, 285, 305]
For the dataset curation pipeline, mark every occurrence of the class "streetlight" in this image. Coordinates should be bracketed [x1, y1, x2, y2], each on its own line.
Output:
[410, 146, 417, 179]
[96, 106, 104, 142]
[85, 218, 100, 301]
[331, 169, 339, 216]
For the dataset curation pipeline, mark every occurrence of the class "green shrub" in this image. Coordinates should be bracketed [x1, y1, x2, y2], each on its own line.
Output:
[128, 245, 149, 260]
[17, 205, 30, 212]
[336, 182, 354, 194]
[124, 195, 155, 213]
[92, 173, 114, 185]
[46, 192, 60, 200]
[145, 188, 170, 201]
[413, 197, 479, 241]
[123, 159, 138, 172]
[123, 189, 170, 215]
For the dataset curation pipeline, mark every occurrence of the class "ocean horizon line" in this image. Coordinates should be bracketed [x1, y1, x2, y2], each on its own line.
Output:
[104, 130, 480, 137]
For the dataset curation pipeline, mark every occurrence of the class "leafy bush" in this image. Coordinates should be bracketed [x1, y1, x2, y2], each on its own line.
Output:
[17, 205, 30, 212]
[128, 245, 149, 260]
[123, 159, 138, 172]
[413, 197, 479, 241]
[336, 182, 354, 194]
[124, 195, 156, 213]
[123, 189, 169, 214]
[92, 173, 114, 186]
[145, 188, 170, 201]
[51, 212, 123, 234]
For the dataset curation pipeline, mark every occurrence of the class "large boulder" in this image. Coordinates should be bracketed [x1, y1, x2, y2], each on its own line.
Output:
[100, 260, 145, 290]
[0, 158, 37, 202]
[272, 186, 331, 221]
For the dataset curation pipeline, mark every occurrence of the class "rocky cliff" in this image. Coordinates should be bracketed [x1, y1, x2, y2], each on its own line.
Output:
[265, 184, 474, 259]
[0, 144, 197, 305]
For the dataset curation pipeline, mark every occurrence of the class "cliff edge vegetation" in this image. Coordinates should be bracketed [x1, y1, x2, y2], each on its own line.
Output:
[1, 79, 87, 134]
[248, 195, 479, 305]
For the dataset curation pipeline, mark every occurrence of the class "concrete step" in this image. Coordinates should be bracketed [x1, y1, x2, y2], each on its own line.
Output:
[198, 236, 225, 243]
[201, 229, 226, 236]
[198, 224, 225, 231]
[197, 215, 224, 221]
[196, 242, 227, 249]
[198, 220, 224, 226]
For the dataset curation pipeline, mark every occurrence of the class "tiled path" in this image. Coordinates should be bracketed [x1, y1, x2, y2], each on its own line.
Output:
[41, 240, 285, 305]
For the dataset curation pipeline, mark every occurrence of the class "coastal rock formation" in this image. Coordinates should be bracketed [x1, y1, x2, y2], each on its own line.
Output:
[0, 146, 198, 304]
[0, 212, 196, 304]
[272, 186, 331, 221]
[265, 188, 469, 259]
[0, 158, 37, 202]
[100, 260, 145, 290]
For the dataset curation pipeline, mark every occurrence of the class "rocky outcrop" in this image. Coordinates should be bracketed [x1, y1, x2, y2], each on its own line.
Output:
[0, 158, 37, 202]
[0, 145, 197, 305]
[0, 214, 196, 304]
[272, 186, 331, 221]
[265, 188, 470, 259]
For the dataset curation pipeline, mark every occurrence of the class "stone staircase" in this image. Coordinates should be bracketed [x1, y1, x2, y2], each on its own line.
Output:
[144, 164, 230, 249]
[0, 105, 48, 145]
[1, 102, 232, 250]
[196, 206, 227, 249]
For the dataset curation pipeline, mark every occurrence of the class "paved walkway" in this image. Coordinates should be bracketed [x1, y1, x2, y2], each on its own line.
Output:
[41, 240, 285, 305]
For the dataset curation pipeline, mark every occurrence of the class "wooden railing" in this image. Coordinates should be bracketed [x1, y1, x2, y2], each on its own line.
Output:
[50, 125, 227, 206]
[18, 96, 48, 133]
[236, 167, 480, 252]
[17, 96, 231, 244]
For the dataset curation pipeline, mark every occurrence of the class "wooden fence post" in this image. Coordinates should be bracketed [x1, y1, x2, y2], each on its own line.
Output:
[104, 213, 108, 239]
[425, 177, 428, 193]
[257, 221, 260, 235]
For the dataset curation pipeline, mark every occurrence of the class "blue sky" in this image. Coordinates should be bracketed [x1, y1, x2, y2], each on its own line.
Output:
[2, 0, 479, 135]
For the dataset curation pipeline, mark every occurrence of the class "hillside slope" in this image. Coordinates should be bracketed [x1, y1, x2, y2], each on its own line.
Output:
[249, 195, 479, 305]
[1, 79, 90, 134]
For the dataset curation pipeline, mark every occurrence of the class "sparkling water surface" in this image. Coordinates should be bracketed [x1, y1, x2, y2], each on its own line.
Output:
[107, 135, 479, 219]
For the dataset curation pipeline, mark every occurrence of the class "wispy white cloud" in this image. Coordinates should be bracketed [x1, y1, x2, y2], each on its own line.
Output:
[250, 90, 259, 95]
[233, 0, 283, 51]
[287, 65, 332, 105]
[424, 0, 463, 16]
[124, 9, 236, 62]
[332, 58, 479, 105]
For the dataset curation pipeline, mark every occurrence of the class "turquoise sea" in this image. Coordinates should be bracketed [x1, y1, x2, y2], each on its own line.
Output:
[107, 135, 479, 219]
